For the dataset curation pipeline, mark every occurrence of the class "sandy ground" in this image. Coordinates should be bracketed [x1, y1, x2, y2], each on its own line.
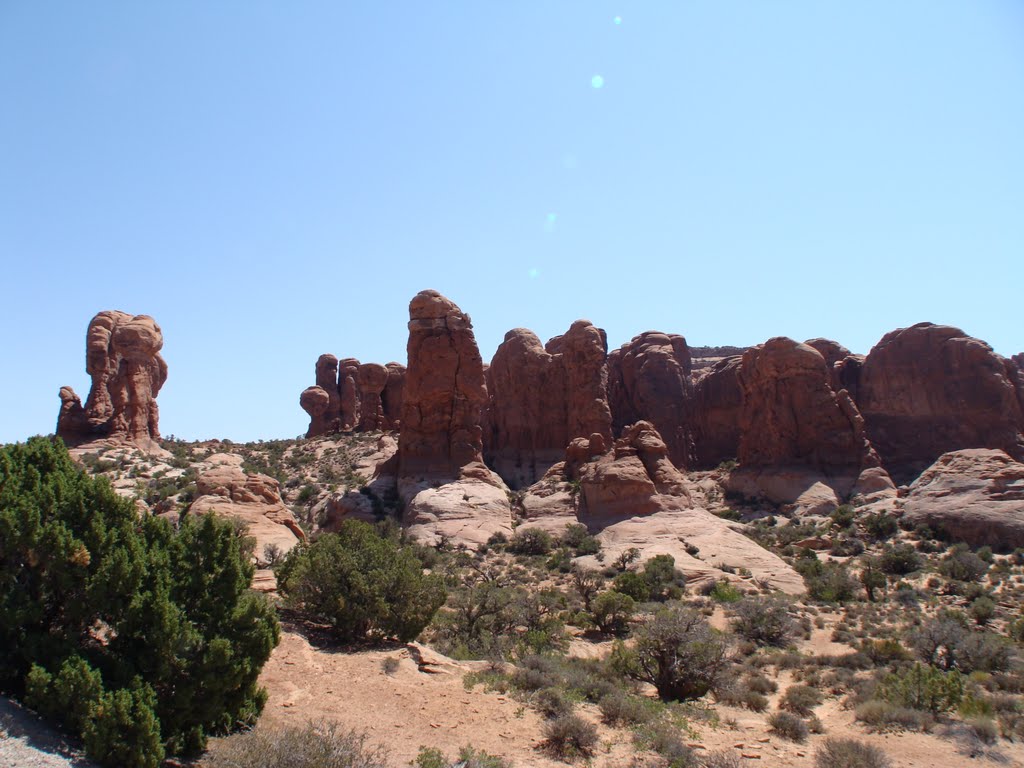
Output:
[241, 622, 1024, 768]
[0, 698, 95, 768]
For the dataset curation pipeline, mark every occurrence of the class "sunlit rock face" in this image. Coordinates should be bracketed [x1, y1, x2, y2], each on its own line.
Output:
[57, 310, 167, 453]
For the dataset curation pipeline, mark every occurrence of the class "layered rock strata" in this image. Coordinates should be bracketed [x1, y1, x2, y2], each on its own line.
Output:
[57, 311, 168, 453]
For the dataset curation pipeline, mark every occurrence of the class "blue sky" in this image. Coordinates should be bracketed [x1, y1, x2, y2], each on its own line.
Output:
[2, 2, 1022, 443]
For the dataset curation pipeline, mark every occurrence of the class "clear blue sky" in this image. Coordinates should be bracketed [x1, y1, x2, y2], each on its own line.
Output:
[2, 2, 1022, 443]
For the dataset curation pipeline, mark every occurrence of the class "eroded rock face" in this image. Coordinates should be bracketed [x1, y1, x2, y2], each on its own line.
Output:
[518, 421, 802, 593]
[903, 449, 1024, 550]
[300, 357, 405, 438]
[190, 454, 305, 558]
[738, 338, 875, 473]
[57, 311, 167, 452]
[485, 328, 568, 488]
[690, 357, 743, 469]
[545, 320, 613, 448]
[725, 337, 892, 513]
[399, 290, 489, 478]
[805, 338, 853, 394]
[857, 323, 1024, 483]
[608, 332, 693, 468]
[565, 421, 692, 518]
[300, 386, 331, 439]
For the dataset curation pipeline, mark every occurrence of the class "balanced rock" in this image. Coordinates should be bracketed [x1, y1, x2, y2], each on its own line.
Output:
[57, 311, 168, 452]
[299, 386, 331, 438]
[903, 449, 1024, 550]
[315, 354, 343, 432]
[857, 323, 1024, 483]
[608, 332, 693, 468]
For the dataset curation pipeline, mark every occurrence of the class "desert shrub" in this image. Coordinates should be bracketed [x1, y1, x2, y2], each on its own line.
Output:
[598, 691, 655, 726]
[613, 554, 686, 603]
[570, 566, 604, 611]
[611, 605, 729, 701]
[747, 674, 778, 694]
[814, 737, 891, 768]
[716, 686, 769, 712]
[508, 528, 554, 556]
[277, 520, 445, 643]
[854, 700, 934, 732]
[210, 720, 389, 768]
[768, 711, 808, 742]
[590, 590, 635, 635]
[708, 579, 742, 603]
[541, 714, 598, 759]
[879, 543, 922, 575]
[415, 745, 510, 768]
[832, 536, 865, 557]
[798, 558, 859, 603]
[911, 615, 1012, 673]
[780, 684, 824, 716]
[634, 723, 696, 766]
[2, 438, 279, 767]
[862, 638, 912, 666]
[970, 596, 997, 626]
[939, 544, 990, 583]
[876, 663, 963, 713]
[730, 596, 793, 647]
[534, 686, 574, 718]
[700, 751, 741, 768]
[430, 582, 517, 659]
[561, 523, 601, 556]
[863, 512, 898, 541]
[830, 505, 856, 529]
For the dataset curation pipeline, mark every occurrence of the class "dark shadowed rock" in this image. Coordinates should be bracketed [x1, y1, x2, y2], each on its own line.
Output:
[315, 354, 342, 433]
[690, 356, 743, 469]
[382, 362, 406, 429]
[857, 323, 1024, 483]
[357, 363, 388, 432]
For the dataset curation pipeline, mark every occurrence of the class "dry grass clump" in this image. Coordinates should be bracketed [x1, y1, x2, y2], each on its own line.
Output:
[208, 720, 389, 768]
[814, 737, 891, 768]
[767, 711, 809, 742]
[541, 714, 599, 760]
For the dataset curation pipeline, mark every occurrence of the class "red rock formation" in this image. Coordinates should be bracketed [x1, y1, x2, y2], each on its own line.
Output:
[804, 338, 853, 394]
[690, 356, 743, 469]
[737, 338, 876, 474]
[57, 311, 167, 451]
[338, 357, 361, 431]
[382, 362, 406, 429]
[398, 290, 489, 479]
[485, 328, 568, 488]
[608, 332, 693, 468]
[315, 354, 342, 432]
[857, 323, 1024, 483]
[545, 320, 613, 446]
[357, 363, 388, 432]
[299, 386, 331, 438]
[301, 357, 406, 437]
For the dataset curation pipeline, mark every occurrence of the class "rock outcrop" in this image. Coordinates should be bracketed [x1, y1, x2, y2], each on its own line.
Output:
[727, 338, 892, 513]
[545, 320, 614, 447]
[804, 338, 853, 394]
[903, 449, 1024, 550]
[690, 357, 744, 469]
[857, 323, 1024, 483]
[57, 311, 168, 452]
[485, 328, 568, 489]
[397, 290, 512, 547]
[518, 421, 802, 593]
[607, 332, 693, 468]
[189, 453, 305, 557]
[484, 320, 614, 489]
[301, 356, 405, 438]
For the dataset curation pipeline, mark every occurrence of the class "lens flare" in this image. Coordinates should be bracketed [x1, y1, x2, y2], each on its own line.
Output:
[613, 16, 622, 25]
[591, 75, 604, 89]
